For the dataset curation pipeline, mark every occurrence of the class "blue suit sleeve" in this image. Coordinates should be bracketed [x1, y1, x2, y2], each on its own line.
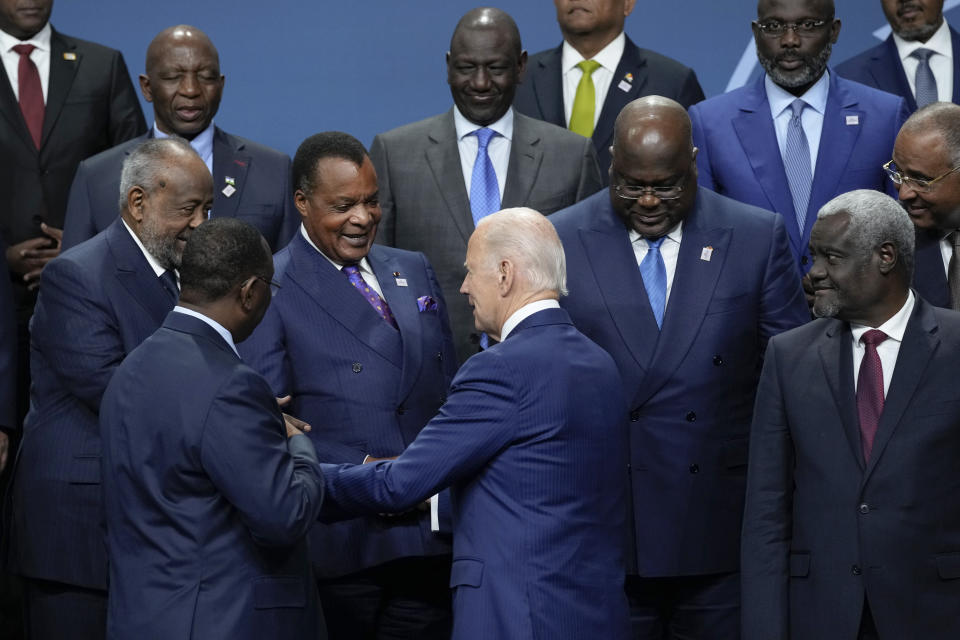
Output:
[759, 215, 809, 352]
[62, 160, 97, 251]
[0, 246, 16, 431]
[423, 253, 458, 384]
[274, 154, 300, 250]
[690, 105, 716, 192]
[105, 51, 146, 145]
[239, 301, 291, 397]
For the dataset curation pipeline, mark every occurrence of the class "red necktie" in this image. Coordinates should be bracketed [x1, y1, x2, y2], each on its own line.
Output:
[856, 329, 888, 462]
[12, 44, 44, 149]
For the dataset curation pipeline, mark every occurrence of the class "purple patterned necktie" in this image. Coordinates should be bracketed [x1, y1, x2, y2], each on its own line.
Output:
[856, 329, 888, 462]
[342, 264, 398, 329]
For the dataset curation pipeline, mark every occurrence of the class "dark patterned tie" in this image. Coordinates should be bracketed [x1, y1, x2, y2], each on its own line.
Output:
[911, 48, 938, 108]
[856, 329, 888, 463]
[947, 230, 960, 311]
[343, 265, 398, 329]
[12, 44, 44, 148]
[158, 270, 179, 303]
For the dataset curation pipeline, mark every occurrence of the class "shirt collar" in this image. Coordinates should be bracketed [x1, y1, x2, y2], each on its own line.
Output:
[453, 105, 514, 142]
[153, 121, 216, 165]
[500, 299, 561, 341]
[0, 21, 51, 52]
[628, 221, 684, 246]
[299, 224, 375, 276]
[765, 69, 830, 117]
[560, 31, 626, 74]
[172, 306, 239, 357]
[892, 18, 953, 61]
[121, 218, 168, 279]
[850, 289, 915, 344]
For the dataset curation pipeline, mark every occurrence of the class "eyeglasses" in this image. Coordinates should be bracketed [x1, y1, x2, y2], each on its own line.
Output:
[753, 19, 830, 38]
[614, 182, 685, 201]
[253, 274, 282, 294]
[883, 160, 960, 193]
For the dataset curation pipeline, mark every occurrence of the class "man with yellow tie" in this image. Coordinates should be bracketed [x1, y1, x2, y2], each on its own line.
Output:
[514, 0, 705, 180]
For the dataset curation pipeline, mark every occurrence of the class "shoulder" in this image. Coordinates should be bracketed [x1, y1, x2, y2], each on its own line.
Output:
[515, 111, 589, 148]
[768, 318, 835, 353]
[695, 187, 780, 230]
[632, 44, 698, 77]
[76, 135, 145, 174]
[689, 84, 750, 117]
[526, 44, 561, 68]
[833, 74, 904, 111]
[52, 29, 124, 59]
[374, 112, 449, 144]
[368, 243, 428, 268]
[550, 190, 609, 233]
[216, 130, 290, 163]
[834, 41, 887, 75]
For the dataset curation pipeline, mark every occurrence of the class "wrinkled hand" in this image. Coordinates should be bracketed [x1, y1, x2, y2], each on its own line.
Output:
[6, 224, 62, 291]
[0, 431, 8, 474]
[277, 395, 311, 438]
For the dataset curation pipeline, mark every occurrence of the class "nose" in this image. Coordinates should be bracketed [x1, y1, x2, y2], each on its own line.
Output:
[189, 207, 206, 228]
[471, 67, 492, 91]
[178, 72, 201, 97]
[897, 180, 918, 202]
[459, 277, 469, 295]
[780, 26, 801, 47]
[349, 203, 374, 227]
[634, 192, 662, 210]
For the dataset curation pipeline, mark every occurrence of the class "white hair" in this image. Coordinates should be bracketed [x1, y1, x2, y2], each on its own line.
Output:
[118, 137, 200, 213]
[475, 207, 568, 296]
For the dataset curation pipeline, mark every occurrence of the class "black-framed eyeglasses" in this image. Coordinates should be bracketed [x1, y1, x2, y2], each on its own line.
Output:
[753, 19, 830, 38]
[614, 182, 685, 201]
[253, 274, 282, 294]
[883, 159, 960, 193]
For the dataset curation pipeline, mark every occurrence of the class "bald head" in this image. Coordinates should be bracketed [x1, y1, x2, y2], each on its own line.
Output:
[476, 207, 567, 297]
[613, 96, 693, 155]
[450, 7, 521, 56]
[899, 102, 960, 167]
[146, 25, 218, 73]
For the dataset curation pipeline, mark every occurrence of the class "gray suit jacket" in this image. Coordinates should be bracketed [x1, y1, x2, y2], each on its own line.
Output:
[371, 108, 602, 363]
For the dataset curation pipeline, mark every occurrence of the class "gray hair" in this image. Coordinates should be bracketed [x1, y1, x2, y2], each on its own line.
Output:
[118, 137, 201, 213]
[817, 189, 915, 279]
[475, 207, 568, 297]
[901, 102, 960, 166]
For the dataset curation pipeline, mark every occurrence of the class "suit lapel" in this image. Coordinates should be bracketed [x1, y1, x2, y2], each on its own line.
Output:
[594, 38, 646, 154]
[425, 111, 474, 244]
[106, 220, 176, 323]
[42, 30, 80, 150]
[863, 300, 938, 483]
[913, 231, 950, 307]
[287, 235, 402, 368]
[502, 114, 543, 207]
[528, 45, 565, 126]
[368, 246, 422, 402]
[211, 128, 251, 220]
[952, 28, 960, 105]
[874, 36, 918, 112]
[0, 53, 34, 150]
[818, 322, 863, 470]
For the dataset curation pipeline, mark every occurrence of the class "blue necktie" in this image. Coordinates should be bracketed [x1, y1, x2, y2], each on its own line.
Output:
[469, 128, 501, 226]
[784, 99, 813, 237]
[911, 48, 938, 108]
[638, 237, 667, 329]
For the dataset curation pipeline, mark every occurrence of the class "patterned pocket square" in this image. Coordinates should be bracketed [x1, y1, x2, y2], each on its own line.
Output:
[417, 295, 438, 312]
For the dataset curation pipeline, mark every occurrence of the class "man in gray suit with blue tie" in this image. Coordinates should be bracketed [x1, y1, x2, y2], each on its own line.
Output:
[371, 7, 602, 363]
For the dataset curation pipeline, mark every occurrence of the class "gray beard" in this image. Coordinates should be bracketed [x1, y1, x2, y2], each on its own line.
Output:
[139, 223, 182, 272]
[759, 41, 833, 89]
[895, 19, 942, 42]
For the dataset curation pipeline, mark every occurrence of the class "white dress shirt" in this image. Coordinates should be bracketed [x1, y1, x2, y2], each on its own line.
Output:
[500, 299, 561, 341]
[766, 70, 830, 175]
[0, 22, 51, 102]
[893, 18, 954, 104]
[300, 225, 385, 297]
[629, 223, 684, 308]
[154, 121, 215, 176]
[560, 32, 625, 128]
[453, 105, 513, 197]
[850, 290, 915, 397]
[122, 218, 171, 280]
[172, 306, 239, 357]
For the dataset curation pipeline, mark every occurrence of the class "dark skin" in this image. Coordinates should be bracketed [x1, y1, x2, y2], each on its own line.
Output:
[553, 0, 636, 60]
[891, 124, 960, 233]
[0, 0, 52, 40]
[881, 0, 944, 42]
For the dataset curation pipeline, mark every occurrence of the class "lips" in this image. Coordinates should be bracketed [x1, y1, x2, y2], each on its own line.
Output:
[175, 106, 203, 121]
[340, 232, 370, 247]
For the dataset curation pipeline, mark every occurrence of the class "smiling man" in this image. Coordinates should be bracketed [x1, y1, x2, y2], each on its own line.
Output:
[689, 0, 908, 280]
[240, 132, 458, 640]
[837, 0, 959, 112]
[551, 96, 809, 640]
[61, 25, 298, 252]
[743, 189, 960, 640]
[371, 7, 602, 363]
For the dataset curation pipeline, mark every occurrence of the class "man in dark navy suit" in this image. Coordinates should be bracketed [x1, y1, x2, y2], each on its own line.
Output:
[62, 25, 298, 252]
[7, 137, 212, 640]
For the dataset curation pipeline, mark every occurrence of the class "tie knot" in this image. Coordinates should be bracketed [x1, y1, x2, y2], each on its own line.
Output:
[861, 329, 888, 348]
[473, 127, 496, 148]
[12, 44, 35, 57]
[789, 98, 806, 119]
[577, 59, 602, 76]
[342, 264, 361, 277]
[911, 47, 935, 63]
[645, 236, 666, 250]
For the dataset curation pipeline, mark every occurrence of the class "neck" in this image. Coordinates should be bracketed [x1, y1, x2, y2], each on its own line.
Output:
[563, 29, 620, 60]
[178, 299, 238, 339]
[847, 288, 909, 328]
[494, 291, 558, 339]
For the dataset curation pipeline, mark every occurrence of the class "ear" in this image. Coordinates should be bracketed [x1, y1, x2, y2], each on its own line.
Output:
[876, 241, 898, 275]
[517, 50, 528, 82]
[239, 276, 258, 312]
[497, 258, 515, 295]
[138, 74, 153, 103]
[294, 189, 310, 220]
[127, 187, 147, 223]
[830, 19, 842, 45]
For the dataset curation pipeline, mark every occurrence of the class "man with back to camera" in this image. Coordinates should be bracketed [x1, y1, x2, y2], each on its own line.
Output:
[743, 189, 960, 639]
[321, 207, 631, 640]
[100, 217, 326, 640]
[551, 95, 810, 639]
[514, 0, 705, 178]
[62, 24, 299, 252]
[837, 0, 959, 112]
[689, 0, 909, 279]
[371, 7, 602, 364]
[5, 137, 212, 640]
[240, 131, 458, 640]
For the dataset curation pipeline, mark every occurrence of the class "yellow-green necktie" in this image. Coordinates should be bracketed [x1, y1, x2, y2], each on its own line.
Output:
[569, 60, 602, 137]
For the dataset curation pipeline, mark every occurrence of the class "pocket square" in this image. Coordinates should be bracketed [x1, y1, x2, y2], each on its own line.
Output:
[417, 295, 438, 312]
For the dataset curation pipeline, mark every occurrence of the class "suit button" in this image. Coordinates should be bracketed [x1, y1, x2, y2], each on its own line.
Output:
[630, 410, 640, 422]
[851, 565, 862, 576]
[352, 362, 362, 373]
[686, 411, 696, 422]
[801, 255, 809, 265]
[858, 503, 869, 514]
[396, 406, 406, 415]
[436, 351, 443, 361]
[713, 355, 723, 366]
[689, 464, 699, 474]
[626, 463, 632, 472]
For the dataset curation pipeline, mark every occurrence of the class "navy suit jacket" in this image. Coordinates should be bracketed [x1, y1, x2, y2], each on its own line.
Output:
[240, 234, 457, 578]
[0, 242, 15, 432]
[513, 35, 705, 179]
[6, 219, 173, 589]
[101, 312, 325, 640]
[742, 298, 960, 640]
[913, 228, 951, 308]
[551, 187, 809, 577]
[689, 72, 908, 273]
[836, 27, 960, 113]
[321, 308, 631, 640]
[62, 127, 299, 251]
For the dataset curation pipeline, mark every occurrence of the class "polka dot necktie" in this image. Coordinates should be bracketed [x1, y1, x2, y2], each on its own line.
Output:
[343, 264, 398, 330]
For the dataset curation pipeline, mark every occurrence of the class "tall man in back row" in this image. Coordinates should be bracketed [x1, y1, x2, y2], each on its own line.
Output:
[372, 7, 602, 363]
[551, 96, 809, 639]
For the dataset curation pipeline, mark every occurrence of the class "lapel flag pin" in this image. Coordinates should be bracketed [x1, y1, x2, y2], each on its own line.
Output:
[846, 115, 859, 126]
[222, 176, 237, 197]
[63, 52, 76, 61]
[700, 246, 713, 262]
[225, 177, 236, 186]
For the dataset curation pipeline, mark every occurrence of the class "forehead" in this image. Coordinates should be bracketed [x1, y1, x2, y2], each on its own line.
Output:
[450, 26, 517, 61]
[159, 156, 213, 194]
[613, 119, 691, 174]
[758, 0, 832, 18]
[310, 156, 375, 195]
[810, 212, 853, 247]
[151, 38, 219, 69]
[894, 127, 951, 170]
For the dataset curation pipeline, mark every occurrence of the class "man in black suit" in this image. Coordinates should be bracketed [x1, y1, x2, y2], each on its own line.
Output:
[743, 188, 960, 640]
[513, 0, 704, 178]
[0, 0, 145, 420]
[62, 25, 299, 253]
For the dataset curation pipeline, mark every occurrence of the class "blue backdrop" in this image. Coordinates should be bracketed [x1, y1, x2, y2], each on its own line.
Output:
[52, 1, 960, 157]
